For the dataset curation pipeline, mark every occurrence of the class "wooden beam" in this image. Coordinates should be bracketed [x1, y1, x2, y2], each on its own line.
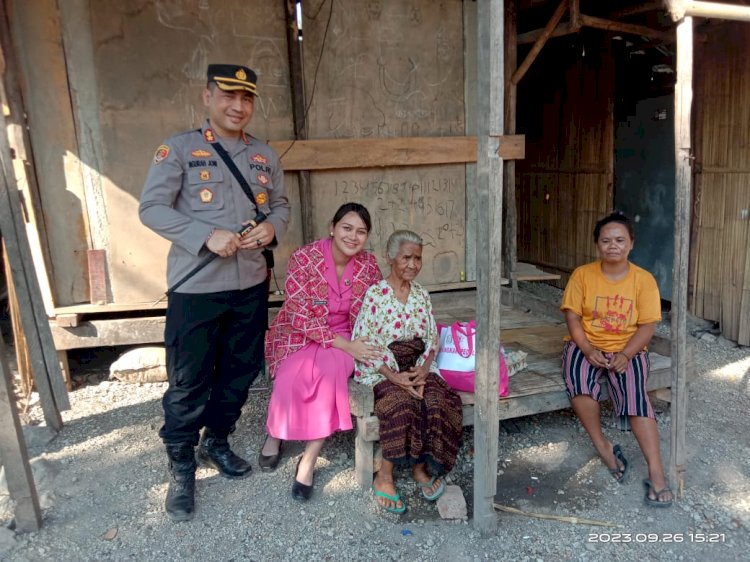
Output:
[670, 15, 693, 497]
[517, 21, 575, 45]
[579, 15, 672, 42]
[609, 1, 663, 19]
[269, 135, 525, 170]
[512, 0, 569, 86]
[86, 249, 107, 305]
[0, 336, 42, 531]
[50, 317, 166, 350]
[474, 0, 504, 536]
[284, 0, 314, 244]
[684, 1, 750, 22]
[570, 0, 582, 31]
[504, 0, 519, 287]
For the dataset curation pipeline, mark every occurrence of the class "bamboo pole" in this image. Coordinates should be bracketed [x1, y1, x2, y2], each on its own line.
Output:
[670, 15, 693, 496]
[685, 1, 750, 22]
[512, 0, 569, 86]
[474, 0, 504, 536]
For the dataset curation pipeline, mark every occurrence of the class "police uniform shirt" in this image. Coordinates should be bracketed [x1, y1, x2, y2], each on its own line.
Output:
[140, 120, 290, 293]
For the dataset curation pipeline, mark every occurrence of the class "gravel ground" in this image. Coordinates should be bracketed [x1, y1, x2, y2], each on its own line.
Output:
[0, 287, 748, 561]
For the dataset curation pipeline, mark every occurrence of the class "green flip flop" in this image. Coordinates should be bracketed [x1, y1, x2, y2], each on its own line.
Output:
[372, 486, 407, 514]
[418, 476, 446, 502]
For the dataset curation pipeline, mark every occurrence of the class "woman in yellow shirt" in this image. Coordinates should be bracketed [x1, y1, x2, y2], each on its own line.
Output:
[561, 212, 672, 508]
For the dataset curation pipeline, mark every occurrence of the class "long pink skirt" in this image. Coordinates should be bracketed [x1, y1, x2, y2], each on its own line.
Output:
[265, 342, 354, 441]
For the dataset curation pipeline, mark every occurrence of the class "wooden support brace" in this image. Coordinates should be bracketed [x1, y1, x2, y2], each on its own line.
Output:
[0, 337, 42, 531]
[512, 0, 569, 86]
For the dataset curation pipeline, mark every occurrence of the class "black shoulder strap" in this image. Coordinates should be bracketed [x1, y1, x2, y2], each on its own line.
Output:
[211, 140, 259, 213]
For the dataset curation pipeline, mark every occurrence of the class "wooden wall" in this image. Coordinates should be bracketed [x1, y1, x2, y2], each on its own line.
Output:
[692, 22, 750, 345]
[10, 0, 470, 307]
[516, 33, 615, 286]
[302, 0, 467, 284]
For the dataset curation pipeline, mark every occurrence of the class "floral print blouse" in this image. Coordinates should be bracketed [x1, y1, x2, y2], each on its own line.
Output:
[352, 279, 440, 387]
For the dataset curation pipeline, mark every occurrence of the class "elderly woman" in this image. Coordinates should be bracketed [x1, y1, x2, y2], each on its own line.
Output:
[352, 230, 463, 514]
[260, 203, 382, 501]
[561, 212, 672, 507]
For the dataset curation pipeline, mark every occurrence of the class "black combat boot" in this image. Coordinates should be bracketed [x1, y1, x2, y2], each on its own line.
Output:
[196, 427, 252, 479]
[165, 443, 196, 521]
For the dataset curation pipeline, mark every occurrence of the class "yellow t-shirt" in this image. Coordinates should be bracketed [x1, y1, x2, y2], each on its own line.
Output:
[560, 261, 662, 352]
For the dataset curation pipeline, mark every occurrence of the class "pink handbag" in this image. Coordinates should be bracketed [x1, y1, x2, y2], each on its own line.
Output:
[436, 321, 509, 397]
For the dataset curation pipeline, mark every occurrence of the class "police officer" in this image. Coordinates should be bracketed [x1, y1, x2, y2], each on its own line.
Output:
[140, 64, 290, 521]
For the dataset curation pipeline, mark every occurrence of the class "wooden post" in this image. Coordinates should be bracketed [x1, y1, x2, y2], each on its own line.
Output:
[0, 335, 42, 531]
[503, 0, 517, 290]
[474, 0, 503, 536]
[512, 0, 568, 86]
[284, 0, 314, 243]
[0, 109, 69, 429]
[670, 15, 693, 496]
[570, 0, 582, 31]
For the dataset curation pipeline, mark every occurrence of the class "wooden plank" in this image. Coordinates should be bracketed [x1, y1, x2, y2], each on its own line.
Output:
[474, 0, 504, 535]
[268, 136, 525, 171]
[50, 317, 166, 350]
[86, 249, 107, 305]
[512, 0, 569, 86]
[517, 22, 575, 45]
[0, 116, 69, 425]
[497, 134, 525, 160]
[511, 262, 561, 281]
[354, 416, 374, 489]
[0, 336, 42, 531]
[54, 314, 81, 328]
[670, 16, 693, 496]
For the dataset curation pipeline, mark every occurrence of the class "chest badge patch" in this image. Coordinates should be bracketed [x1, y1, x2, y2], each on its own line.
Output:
[199, 188, 214, 203]
[257, 173, 269, 186]
[153, 144, 170, 164]
[204, 129, 216, 143]
[192, 149, 212, 158]
[199, 169, 211, 181]
[256, 192, 268, 205]
[251, 153, 268, 164]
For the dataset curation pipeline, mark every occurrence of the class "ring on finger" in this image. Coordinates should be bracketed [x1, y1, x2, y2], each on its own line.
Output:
[256, 239, 262, 246]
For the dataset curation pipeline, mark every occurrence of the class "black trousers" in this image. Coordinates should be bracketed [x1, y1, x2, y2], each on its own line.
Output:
[159, 282, 267, 445]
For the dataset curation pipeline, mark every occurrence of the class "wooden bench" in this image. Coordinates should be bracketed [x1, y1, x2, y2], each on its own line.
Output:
[347, 323, 675, 489]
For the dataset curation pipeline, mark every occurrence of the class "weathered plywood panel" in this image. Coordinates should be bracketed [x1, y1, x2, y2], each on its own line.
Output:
[302, 0, 467, 285]
[85, 0, 300, 302]
[310, 167, 466, 284]
[10, 0, 91, 304]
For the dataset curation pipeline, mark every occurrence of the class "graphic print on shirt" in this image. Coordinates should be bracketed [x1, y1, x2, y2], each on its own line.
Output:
[591, 294, 634, 334]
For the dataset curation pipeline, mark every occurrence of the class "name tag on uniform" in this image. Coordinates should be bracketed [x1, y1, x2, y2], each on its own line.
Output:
[313, 300, 327, 306]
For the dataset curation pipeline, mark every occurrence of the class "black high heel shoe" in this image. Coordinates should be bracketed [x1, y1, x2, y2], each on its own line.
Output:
[291, 457, 314, 502]
[258, 437, 282, 473]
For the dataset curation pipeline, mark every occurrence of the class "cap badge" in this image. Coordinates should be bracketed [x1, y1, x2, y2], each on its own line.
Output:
[199, 169, 211, 181]
[256, 192, 268, 205]
[257, 173, 269, 185]
[153, 144, 170, 164]
[204, 129, 216, 143]
[251, 153, 268, 164]
[199, 188, 213, 203]
[236, 69, 247, 80]
[192, 149, 212, 158]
